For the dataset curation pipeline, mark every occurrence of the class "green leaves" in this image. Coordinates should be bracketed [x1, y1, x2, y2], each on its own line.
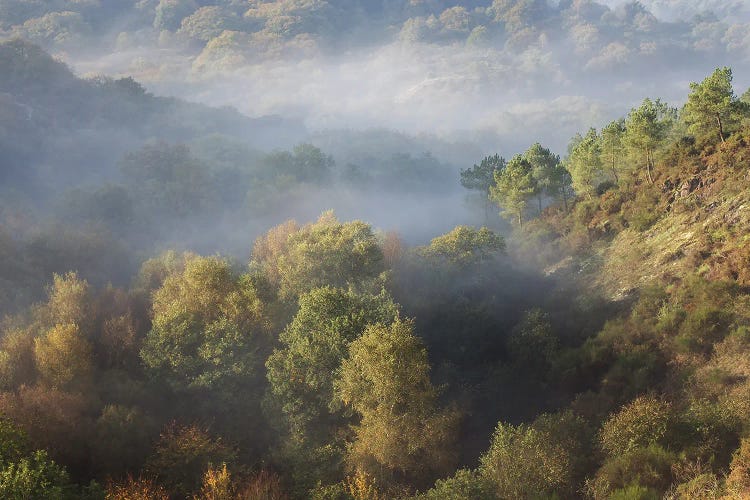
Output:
[140, 255, 267, 393]
[479, 421, 570, 499]
[683, 67, 740, 145]
[251, 213, 385, 302]
[490, 154, 536, 225]
[420, 226, 504, 267]
[266, 287, 399, 442]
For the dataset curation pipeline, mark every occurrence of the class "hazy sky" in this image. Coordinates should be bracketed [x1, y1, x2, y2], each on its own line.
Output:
[51, 0, 750, 157]
[596, 0, 750, 21]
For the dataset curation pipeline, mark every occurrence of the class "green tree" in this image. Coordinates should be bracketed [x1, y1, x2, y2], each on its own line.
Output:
[566, 128, 603, 199]
[0, 450, 74, 500]
[460, 154, 505, 221]
[601, 119, 626, 184]
[489, 154, 535, 225]
[414, 469, 494, 500]
[336, 319, 458, 488]
[682, 67, 739, 145]
[265, 288, 399, 495]
[624, 98, 674, 184]
[507, 308, 558, 374]
[599, 396, 672, 457]
[140, 255, 268, 394]
[420, 226, 505, 267]
[262, 144, 334, 184]
[523, 143, 560, 214]
[479, 421, 570, 499]
[266, 287, 399, 443]
[250, 212, 385, 302]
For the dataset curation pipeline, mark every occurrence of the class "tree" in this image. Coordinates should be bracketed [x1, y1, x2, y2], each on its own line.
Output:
[34, 323, 92, 389]
[266, 287, 399, 443]
[250, 212, 385, 302]
[0, 450, 74, 500]
[335, 320, 457, 488]
[140, 255, 268, 395]
[92, 405, 155, 478]
[44, 272, 93, 334]
[262, 144, 334, 184]
[420, 226, 505, 267]
[460, 154, 505, 222]
[415, 469, 493, 500]
[479, 421, 570, 499]
[523, 143, 560, 214]
[599, 396, 672, 457]
[600, 119, 626, 184]
[682, 67, 739, 145]
[625, 98, 674, 184]
[506, 308, 558, 374]
[154, 0, 198, 31]
[266, 287, 399, 495]
[119, 142, 214, 218]
[489, 154, 535, 225]
[0, 328, 36, 391]
[566, 128, 603, 199]
[548, 161, 574, 211]
[146, 423, 236, 498]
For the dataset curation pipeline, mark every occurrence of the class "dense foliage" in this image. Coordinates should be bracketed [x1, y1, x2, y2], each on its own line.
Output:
[3, 32, 750, 499]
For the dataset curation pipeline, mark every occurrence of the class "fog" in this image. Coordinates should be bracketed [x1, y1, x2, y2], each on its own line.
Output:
[3, 0, 750, 308]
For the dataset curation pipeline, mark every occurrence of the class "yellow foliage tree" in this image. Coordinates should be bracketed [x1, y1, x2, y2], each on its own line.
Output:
[33, 323, 92, 389]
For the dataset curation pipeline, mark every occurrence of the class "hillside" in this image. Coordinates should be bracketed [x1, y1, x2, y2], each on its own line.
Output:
[3, 8, 750, 500]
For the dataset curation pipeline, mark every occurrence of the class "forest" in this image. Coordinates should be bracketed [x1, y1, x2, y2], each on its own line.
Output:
[3, 1, 750, 499]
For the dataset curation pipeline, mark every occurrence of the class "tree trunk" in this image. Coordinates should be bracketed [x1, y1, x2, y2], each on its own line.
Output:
[717, 113, 726, 143]
[562, 187, 568, 212]
[538, 194, 542, 215]
[611, 150, 619, 184]
[646, 150, 654, 184]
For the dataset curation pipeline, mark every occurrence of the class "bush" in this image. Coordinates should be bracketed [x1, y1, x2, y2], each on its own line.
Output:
[726, 438, 750, 497]
[675, 307, 732, 354]
[587, 445, 676, 499]
[415, 469, 494, 500]
[0, 450, 74, 500]
[600, 396, 672, 456]
[479, 421, 570, 499]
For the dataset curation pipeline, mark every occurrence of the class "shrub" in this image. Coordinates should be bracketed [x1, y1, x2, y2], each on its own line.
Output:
[600, 396, 672, 456]
[587, 445, 675, 499]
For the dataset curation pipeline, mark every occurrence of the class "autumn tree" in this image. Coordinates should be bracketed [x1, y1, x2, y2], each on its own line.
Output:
[146, 423, 236, 498]
[34, 323, 92, 389]
[489, 154, 535, 225]
[250, 212, 385, 302]
[335, 319, 458, 489]
[265, 287, 399, 495]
